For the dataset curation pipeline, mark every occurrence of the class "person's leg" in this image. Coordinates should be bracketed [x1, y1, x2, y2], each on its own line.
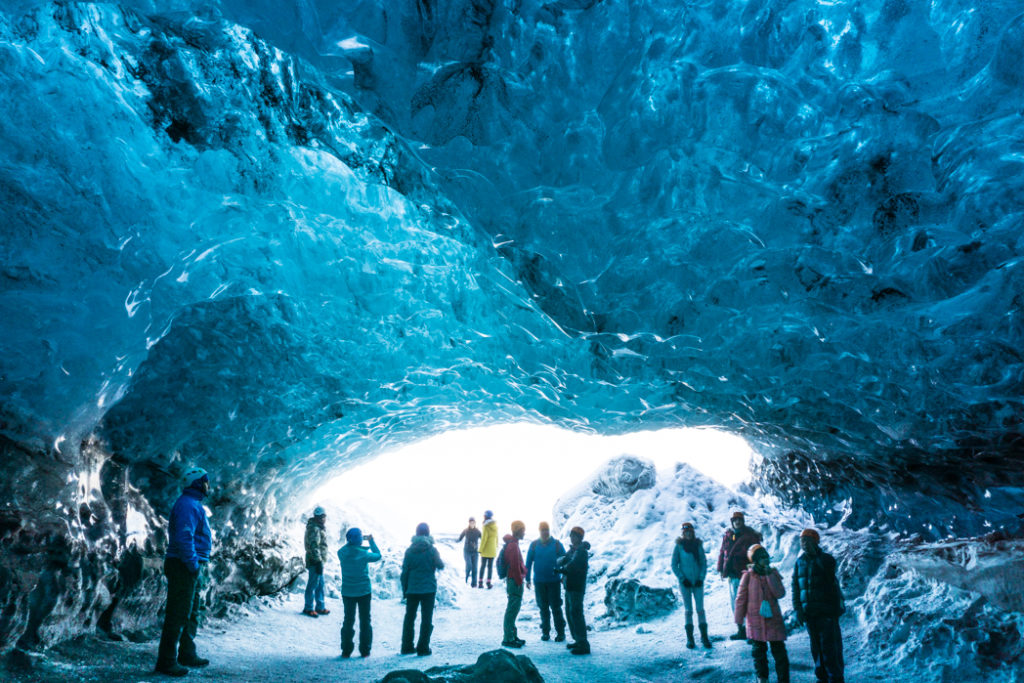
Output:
[564, 590, 580, 644]
[503, 578, 523, 643]
[417, 593, 435, 654]
[751, 640, 770, 681]
[303, 567, 317, 612]
[156, 559, 197, 672]
[463, 550, 472, 583]
[535, 582, 551, 637]
[357, 594, 373, 656]
[401, 594, 419, 653]
[770, 640, 791, 683]
[681, 584, 695, 627]
[550, 583, 566, 639]
[694, 587, 711, 647]
[177, 563, 207, 665]
[819, 617, 845, 683]
[470, 552, 478, 586]
[576, 589, 589, 648]
[341, 596, 357, 656]
[729, 577, 739, 610]
[806, 617, 826, 682]
[314, 571, 326, 613]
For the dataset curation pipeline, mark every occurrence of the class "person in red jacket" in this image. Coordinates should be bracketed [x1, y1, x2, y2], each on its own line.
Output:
[501, 520, 528, 648]
[718, 510, 763, 640]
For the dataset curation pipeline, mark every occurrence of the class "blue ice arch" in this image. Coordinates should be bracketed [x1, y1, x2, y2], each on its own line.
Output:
[2, 0, 1023, 560]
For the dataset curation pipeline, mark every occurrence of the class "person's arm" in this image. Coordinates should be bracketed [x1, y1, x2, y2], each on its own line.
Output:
[457, 529, 466, 543]
[716, 534, 728, 575]
[697, 545, 707, 584]
[400, 550, 409, 595]
[792, 563, 804, 624]
[433, 546, 444, 570]
[767, 568, 785, 599]
[525, 542, 535, 584]
[367, 537, 382, 562]
[671, 544, 682, 579]
[734, 571, 750, 624]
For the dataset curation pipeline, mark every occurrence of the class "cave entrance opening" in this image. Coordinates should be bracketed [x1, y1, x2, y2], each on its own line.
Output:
[302, 423, 753, 541]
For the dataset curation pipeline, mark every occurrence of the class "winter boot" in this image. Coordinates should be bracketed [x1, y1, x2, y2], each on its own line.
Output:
[685, 625, 696, 649]
[699, 623, 712, 649]
[154, 662, 189, 677]
[729, 623, 747, 640]
[487, 580, 493, 589]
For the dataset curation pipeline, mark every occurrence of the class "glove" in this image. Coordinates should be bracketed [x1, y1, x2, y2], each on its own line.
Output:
[681, 579, 692, 588]
[694, 580, 703, 588]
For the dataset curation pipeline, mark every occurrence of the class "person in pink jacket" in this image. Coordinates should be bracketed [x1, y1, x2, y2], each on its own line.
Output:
[734, 544, 790, 683]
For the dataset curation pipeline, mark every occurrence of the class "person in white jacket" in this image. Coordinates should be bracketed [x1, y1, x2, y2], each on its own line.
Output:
[671, 522, 711, 649]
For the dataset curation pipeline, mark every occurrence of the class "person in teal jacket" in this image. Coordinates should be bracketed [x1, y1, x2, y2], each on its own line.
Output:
[338, 527, 382, 658]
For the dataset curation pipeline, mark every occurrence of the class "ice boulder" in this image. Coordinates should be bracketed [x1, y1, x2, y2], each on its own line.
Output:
[590, 456, 657, 498]
[603, 578, 678, 623]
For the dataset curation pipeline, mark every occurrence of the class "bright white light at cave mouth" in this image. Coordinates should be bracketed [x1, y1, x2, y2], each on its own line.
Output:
[306, 424, 753, 537]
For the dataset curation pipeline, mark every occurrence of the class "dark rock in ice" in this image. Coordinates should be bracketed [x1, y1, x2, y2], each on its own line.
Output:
[381, 649, 543, 682]
[603, 578, 678, 623]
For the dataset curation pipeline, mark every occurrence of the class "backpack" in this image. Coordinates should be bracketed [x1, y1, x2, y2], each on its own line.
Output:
[496, 544, 509, 579]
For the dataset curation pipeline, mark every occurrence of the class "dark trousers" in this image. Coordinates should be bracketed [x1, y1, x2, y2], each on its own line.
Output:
[534, 581, 566, 637]
[464, 550, 478, 584]
[565, 589, 587, 645]
[402, 593, 435, 653]
[156, 558, 204, 667]
[479, 556, 494, 582]
[752, 640, 790, 683]
[341, 594, 372, 656]
[806, 616, 845, 682]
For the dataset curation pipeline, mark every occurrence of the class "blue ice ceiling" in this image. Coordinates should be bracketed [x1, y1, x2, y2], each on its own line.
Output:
[1, 1, 1023, 533]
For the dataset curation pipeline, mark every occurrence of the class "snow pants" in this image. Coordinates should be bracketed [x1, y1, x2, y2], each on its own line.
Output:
[479, 556, 494, 583]
[303, 567, 325, 612]
[751, 640, 790, 683]
[534, 581, 566, 637]
[806, 616, 845, 683]
[341, 594, 372, 656]
[565, 589, 588, 646]
[402, 592, 435, 654]
[503, 578, 523, 642]
[156, 558, 205, 668]
[678, 583, 706, 627]
[464, 550, 478, 585]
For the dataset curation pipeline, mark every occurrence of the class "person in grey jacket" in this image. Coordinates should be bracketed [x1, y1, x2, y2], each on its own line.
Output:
[400, 523, 444, 656]
[338, 527, 382, 658]
[672, 522, 711, 649]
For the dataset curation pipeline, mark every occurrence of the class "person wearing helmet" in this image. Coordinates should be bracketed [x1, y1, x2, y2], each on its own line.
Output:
[303, 506, 330, 617]
[478, 510, 498, 589]
[735, 544, 790, 683]
[155, 467, 212, 677]
[338, 527, 382, 658]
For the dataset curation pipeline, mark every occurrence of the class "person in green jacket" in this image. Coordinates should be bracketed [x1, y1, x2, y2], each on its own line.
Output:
[478, 510, 499, 589]
[303, 507, 329, 617]
[338, 527, 382, 658]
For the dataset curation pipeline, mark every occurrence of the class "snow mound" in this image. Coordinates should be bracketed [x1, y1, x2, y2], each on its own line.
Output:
[603, 579, 677, 623]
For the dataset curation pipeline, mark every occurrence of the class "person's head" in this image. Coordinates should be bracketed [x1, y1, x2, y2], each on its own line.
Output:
[748, 544, 770, 568]
[468, 517, 476, 528]
[346, 527, 363, 545]
[415, 522, 430, 537]
[681, 522, 696, 540]
[313, 506, 326, 519]
[511, 520, 526, 539]
[731, 511, 745, 530]
[484, 510, 493, 520]
[569, 526, 585, 546]
[539, 521, 551, 541]
[182, 467, 210, 495]
[800, 528, 820, 554]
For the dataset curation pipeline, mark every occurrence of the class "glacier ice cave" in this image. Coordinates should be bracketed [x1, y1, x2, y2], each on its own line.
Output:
[1, 0, 1023, 681]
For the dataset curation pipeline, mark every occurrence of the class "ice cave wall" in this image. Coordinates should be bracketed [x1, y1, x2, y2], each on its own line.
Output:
[1, 0, 1023, 656]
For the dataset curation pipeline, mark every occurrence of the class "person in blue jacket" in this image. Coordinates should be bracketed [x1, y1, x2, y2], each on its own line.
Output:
[672, 521, 712, 649]
[338, 528, 382, 658]
[155, 467, 213, 677]
[400, 522, 444, 656]
[525, 521, 566, 642]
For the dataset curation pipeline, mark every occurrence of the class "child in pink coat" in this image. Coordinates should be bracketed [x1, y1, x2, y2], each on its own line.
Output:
[734, 544, 790, 683]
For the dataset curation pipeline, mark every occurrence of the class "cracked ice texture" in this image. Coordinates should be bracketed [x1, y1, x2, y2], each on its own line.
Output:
[1, 1, 1024, 535]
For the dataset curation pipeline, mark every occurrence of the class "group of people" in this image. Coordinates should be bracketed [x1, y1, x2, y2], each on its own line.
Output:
[154, 469, 844, 683]
[674, 510, 846, 683]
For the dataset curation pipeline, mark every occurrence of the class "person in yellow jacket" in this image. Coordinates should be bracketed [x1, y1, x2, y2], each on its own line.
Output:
[478, 510, 499, 589]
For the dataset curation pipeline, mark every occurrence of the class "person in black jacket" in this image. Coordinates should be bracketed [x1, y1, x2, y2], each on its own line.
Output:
[457, 517, 482, 587]
[400, 523, 445, 656]
[792, 529, 845, 683]
[555, 526, 590, 655]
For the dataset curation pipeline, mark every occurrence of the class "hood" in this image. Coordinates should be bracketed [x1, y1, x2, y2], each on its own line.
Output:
[502, 533, 515, 543]
[483, 519, 497, 527]
[410, 535, 435, 548]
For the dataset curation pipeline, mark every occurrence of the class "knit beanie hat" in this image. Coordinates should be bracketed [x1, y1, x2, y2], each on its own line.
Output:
[313, 506, 326, 517]
[680, 522, 695, 531]
[800, 528, 820, 542]
[416, 522, 430, 536]
[570, 526, 585, 539]
[731, 511, 745, 521]
[747, 543, 768, 562]
[484, 510, 493, 519]
[346, 527, 362, 544]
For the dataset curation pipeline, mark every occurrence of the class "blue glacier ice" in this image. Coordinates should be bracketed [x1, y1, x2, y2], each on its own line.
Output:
[1, 0, 1023, 670]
